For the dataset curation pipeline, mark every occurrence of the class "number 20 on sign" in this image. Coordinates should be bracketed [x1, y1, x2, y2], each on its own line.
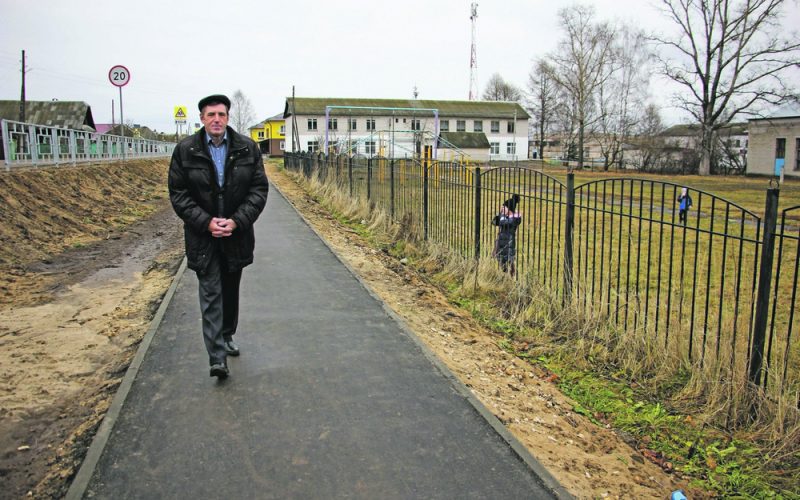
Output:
[108, 65, 130, 87]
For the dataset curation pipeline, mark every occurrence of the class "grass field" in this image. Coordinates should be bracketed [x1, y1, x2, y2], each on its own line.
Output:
[303, 155, 800, 413]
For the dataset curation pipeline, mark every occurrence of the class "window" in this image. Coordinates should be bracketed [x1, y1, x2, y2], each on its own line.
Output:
[491, 121, 500, 133]
[366, 118, 376, 131]
[279, 141, 285, 151]
[307, 140, 319, 153]
[507, 121, 515, 133]
[776, 138, 786, 159]
[411, 119, 421, 131]
[507, 142, 516, 155]
[440, 120, 449, 132]
[328, 118, 338, 130]
[473, 120, 483, 132]
[796, 138, 800, 171]
[279, 125, 285, 135]
[365, 140, 376, 155]
[490, 142, 499, 155]
[257, 131, 265, 139]
[348, 118, 357, 131]
[457, 120, 466, 132]
[307, 118, 317, 131]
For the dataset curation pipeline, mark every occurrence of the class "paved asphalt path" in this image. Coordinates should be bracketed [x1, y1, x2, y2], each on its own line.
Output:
[73, 186, 568, 499]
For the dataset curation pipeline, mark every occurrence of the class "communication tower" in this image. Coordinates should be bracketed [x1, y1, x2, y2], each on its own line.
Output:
[469, 3, 478, 100]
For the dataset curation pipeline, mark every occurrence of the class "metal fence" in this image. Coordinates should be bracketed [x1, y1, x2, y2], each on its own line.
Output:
[1, 119, 175, 169]
[285, 152, 799, 407]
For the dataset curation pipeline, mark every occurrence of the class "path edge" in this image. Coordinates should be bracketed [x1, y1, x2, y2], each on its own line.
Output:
[272, 178, 574, 500]
[64, 257, 188, 500]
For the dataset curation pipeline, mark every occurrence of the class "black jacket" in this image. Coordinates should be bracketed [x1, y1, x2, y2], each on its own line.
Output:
[168, 127, 269, 273]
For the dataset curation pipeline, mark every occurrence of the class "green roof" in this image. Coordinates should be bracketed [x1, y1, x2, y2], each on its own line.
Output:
[284, 97, 528, 120]
[439, 131, 490, 149]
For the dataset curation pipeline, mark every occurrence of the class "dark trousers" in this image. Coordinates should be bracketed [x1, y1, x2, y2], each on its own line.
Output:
[197, 246, 242, 365]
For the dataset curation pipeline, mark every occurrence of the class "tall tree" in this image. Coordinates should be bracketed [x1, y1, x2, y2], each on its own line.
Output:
[634, 104, 668, 170]
[526, 59, 559, 160]
[482, 73, 522, 101]
[548, 5, 616, 169]
[655, 0, 800, 175]
[596, 25, 652, 170]
[230, 90, 256, 134]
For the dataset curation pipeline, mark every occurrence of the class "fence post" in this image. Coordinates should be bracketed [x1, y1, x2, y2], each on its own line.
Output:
[29, 127, 38, 165]
[564, 173, 575, 303]
[52, 128, 60, 166]
[1, 119, 10, 170]
[348, 155, 354, 197]
[423, 161, 429, 241]
[474, 165, 482, 259]
[390, 158, 395, 218]
[749, 187, 780, 389]
[367, 157, 372, 201]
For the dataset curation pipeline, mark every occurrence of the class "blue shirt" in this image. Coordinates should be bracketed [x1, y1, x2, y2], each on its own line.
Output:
[206, 132, 228, 187]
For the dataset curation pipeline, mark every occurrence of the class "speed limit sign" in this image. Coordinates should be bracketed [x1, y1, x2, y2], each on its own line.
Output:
[108, 65, 131, 87]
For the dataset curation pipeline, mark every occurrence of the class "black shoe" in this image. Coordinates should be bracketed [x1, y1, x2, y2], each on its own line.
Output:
[210, 362, 229, 378]
[223, 339, 240, 356]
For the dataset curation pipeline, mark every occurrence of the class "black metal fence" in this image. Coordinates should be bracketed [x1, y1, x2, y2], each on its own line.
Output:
[285, 152, 799, 406]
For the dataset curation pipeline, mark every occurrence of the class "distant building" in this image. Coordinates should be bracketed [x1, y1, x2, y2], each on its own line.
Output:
[0, 100, 96, 130]
[747, 104, 800, 178]
[248, 113, 286, 157]
[283, 97, 528, 162]
[530, 133, 607, 165]
[658, 122, 748, 172]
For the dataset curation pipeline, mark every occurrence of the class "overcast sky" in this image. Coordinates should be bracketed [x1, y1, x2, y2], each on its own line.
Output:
[1, 0, 798, 133]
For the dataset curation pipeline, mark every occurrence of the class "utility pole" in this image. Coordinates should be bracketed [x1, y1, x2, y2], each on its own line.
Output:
[469, 3, 478, 100]
[19, 50, 28, 122]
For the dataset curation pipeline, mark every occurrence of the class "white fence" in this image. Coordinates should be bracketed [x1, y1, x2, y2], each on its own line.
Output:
[1, 119, 175, 170]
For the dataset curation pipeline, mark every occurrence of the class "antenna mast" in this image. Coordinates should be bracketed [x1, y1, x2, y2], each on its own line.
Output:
[469, 3, 478, 100]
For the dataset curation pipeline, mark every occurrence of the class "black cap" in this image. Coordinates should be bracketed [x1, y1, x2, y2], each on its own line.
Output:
[198, 94, 231, 111]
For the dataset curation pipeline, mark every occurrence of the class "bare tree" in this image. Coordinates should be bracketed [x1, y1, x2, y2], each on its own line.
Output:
[229, 90, 256, 134]
[655, 0, 800, 175]
[596, 26, 652, 170]
[482, 73, 522, 101]
[548, 5, 616, 169]
[634, 104, 668, 170]
[526, 59, 559, 160]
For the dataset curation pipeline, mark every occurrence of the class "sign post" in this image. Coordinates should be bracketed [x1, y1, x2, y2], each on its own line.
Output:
[174, 105, 187, 141]
[108, 65, 130, 159]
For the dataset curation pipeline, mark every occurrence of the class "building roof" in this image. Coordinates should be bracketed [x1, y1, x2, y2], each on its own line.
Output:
[0, 100, 95, 130]
[660, 122, 748, 137]
[248, 112, 285, 131]
[748, 102, 800, 121]
[284, 97, 529, 120]
[248, 120, 267, 130]
[438, 131, 490, 149]
[94, 123, 115, 135]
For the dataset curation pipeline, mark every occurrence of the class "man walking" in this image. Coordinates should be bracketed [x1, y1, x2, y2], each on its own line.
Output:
[168, 94, 269, 379]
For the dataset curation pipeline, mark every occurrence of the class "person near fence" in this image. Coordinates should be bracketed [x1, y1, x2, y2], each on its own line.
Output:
[168, 94, 269, 379]
[492, 194, 522, 275]
[677, 187, 692, 224]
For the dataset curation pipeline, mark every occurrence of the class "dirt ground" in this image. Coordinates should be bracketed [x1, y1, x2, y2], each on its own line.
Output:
[0, 161, 184, 499]
[0, 158, 692, 499]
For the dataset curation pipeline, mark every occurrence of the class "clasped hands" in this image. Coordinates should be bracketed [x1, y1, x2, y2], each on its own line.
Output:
[209, 217, 237, 238]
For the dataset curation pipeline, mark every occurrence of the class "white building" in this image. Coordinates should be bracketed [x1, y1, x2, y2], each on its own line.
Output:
[747, 103, 800, 179]
[283, 97, 529, 162]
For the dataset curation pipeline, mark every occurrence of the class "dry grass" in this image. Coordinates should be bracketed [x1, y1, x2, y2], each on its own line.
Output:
[286, 163, 800, 487]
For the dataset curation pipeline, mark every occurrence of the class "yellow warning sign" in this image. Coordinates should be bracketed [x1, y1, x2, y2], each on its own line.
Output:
[174, 106, 188, 122]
